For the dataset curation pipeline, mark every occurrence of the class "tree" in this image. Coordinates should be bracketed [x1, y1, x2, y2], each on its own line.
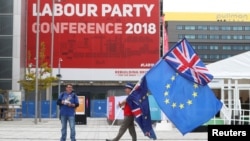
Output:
[18, 42, 57, 122]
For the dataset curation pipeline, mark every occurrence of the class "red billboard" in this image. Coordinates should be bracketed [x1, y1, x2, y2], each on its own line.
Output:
[27, 0, 160, 81]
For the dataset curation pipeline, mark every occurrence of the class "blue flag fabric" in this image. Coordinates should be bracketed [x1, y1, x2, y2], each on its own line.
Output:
[127, 77, 157, 140]
[145, 38, 223, 135]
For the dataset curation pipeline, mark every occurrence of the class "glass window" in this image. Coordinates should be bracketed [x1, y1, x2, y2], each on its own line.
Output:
[210, 35, 220, 40]
[197, 45, 202, 49]
[232, 46, 237, 50]
[197, 45, 208, 50]
[245, 26, 250, 31]
[0, 36, 12, 57]
[197, 35, 202, 39]
[245, 35, 250, 40]
[184, 25, 195, 30]
[185, 34, 195, 39]
[232, 26, 243, 31]
[233, 35, 243, 40]
[197, 25, 207, 30]
[232, 46, 243, 50]
[199, 55, 206, 59]
[221, 55, 227, 59]
[210, 54, 220, 59]
[221, 26, 231, 30]
[197, 34, 207, 39]
[210, 45, 219, 50]
[0, 80, 11, 90]
[203, 54, 208, 59]
[0, 58, 12, 79]
[0, 15, 13, 35]
[209, 26, 219, 30]
[221, 35, 231, 40]
[221, 54, 232, 59]
[0, 0, 13, 13]
[222, 45, 231, 50]
[178, 34, 185, 39]
[245, 46, 250, 50]
[176, 25, 183, 30]
[238, 46, 244, 50]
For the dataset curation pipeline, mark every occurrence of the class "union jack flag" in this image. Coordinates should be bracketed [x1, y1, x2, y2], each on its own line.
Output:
[164, 38, 213, 85]
[126, 77, 157, 140]
[132, 107, 142, 118]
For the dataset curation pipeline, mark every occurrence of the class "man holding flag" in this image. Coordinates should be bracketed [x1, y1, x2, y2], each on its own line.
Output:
[106, 82, 137, 141]
[107, 82, 157, 141]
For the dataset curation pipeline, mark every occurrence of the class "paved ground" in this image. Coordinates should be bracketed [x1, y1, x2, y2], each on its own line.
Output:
[0, 118, 207, 141]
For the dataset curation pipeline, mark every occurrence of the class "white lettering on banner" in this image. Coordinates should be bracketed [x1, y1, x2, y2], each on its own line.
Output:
[32, 22, 123, 34]
[140, 63, 154, 67]
[115, 70, 147, 77]
[102, 4, 154, 17]
[32, 3, 154, 17]
[32, 22, 156, 34]
[33, 3, 98, 17]
[126, 23, 156, 34]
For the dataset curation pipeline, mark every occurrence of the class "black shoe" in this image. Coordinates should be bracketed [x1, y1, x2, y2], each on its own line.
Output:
[106, 139, 111, 141]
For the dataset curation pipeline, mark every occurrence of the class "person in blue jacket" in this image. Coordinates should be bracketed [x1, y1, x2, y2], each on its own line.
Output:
[57, 84, 79, 141]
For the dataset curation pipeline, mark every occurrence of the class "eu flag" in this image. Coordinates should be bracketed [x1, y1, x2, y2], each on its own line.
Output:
[146, 38, 222, 135]
[127, 77, 157, 140]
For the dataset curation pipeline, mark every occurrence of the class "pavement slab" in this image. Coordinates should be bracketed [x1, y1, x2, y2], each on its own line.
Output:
[0, 118, 207, 141]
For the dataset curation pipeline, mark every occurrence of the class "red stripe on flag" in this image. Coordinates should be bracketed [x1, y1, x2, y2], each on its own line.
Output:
[132, 108, 142, 118]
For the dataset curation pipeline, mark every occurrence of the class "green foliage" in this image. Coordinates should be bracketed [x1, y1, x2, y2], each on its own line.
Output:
[18, 42, 58, 93]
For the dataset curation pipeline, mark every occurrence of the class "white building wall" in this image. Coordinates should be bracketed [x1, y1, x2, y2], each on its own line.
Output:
[12, 0, 24, 90]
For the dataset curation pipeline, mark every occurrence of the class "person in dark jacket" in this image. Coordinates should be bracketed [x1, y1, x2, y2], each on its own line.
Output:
[57, 84, 79, 141]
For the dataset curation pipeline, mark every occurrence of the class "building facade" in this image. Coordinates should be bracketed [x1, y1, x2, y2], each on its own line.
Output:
[164, 12, 250, 63]
[0, 0, 26, 91]
[2, 2, 250, 100]
[0, 0, 162, 102]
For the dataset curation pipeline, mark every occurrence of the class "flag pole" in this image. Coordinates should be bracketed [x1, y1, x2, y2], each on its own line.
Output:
[107, 107, 123, 139]
[110, 107, 123, 127]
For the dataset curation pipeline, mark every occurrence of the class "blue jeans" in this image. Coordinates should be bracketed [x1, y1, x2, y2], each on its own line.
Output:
[60, 115, 76, 141]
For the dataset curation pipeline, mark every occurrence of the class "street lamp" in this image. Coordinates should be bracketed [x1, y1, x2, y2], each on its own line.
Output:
[49, 0, 55, 119]
[56, 58, 63, 117]
[34, 0, 41, 124]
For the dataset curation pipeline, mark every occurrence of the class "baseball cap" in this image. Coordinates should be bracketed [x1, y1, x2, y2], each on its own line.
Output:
[124, 82, 135, 90]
